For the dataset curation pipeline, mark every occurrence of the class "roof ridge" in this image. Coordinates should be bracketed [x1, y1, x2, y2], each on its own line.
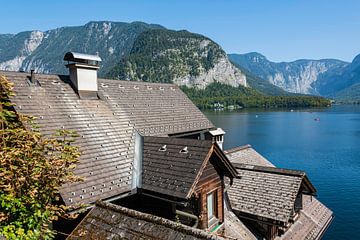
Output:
[234, 163, 306, 177]
[224, 144, 252, 154]
[96, 201, 220, 239]
[98, 77, 178, 87]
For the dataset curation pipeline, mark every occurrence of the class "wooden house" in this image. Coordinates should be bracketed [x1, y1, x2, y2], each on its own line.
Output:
[1, 52, 333, 240]
[225, 146, 333, 240]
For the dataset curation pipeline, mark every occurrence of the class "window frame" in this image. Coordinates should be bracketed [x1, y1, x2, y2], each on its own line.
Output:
[206, 190, 217, 222]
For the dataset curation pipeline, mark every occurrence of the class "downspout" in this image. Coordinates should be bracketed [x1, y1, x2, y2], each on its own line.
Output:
[175, 209, 199, 228]
[132, 131, 143, 192]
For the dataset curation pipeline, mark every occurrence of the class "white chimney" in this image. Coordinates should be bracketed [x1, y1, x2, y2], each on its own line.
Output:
[64, 52, 102, 99]
[209, 128, 226, 150]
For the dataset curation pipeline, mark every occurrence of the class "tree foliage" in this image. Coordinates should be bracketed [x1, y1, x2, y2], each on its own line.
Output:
[0, 76, 82, 239]
[181, 82, 331, 109]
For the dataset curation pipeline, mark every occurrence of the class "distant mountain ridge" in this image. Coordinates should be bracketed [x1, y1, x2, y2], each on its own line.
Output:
[313, 54, 360, 100]
[228, 52, 349, 95]
[0, 21, 246, 89]
[0, 21, 164, 75]
[229, 52, 360, 101]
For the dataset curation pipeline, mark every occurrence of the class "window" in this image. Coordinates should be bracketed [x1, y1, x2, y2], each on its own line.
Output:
[207, 191, 216, 220]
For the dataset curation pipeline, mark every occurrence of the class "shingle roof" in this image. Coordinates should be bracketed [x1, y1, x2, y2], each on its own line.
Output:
[2, 71, 135, 207]
[279, 195, 333, 240]
[67, 201, 223, 240]
[228, 164, 315, 224]
[224, 145, 274, 167]
[98, 78, 214, 136]
[142, 136, 237, 199]
[2, 71, 214, 207]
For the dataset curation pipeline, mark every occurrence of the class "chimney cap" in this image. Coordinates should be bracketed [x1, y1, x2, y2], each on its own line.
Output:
[64, 52, 102, 63]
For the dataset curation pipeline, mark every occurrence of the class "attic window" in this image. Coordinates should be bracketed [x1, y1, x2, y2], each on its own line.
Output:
[159, 86, 164, 91]
[180, 146, 188, 154]
[147, 86, 153, 90]
[159, 145, 167, 152]
[133, 86, 139, 90]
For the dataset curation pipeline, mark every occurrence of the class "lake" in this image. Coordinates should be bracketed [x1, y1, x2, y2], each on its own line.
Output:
[204, 105, 360, 240]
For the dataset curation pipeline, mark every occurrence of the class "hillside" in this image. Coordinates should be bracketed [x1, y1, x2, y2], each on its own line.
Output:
[313, 54, 360, 100]
[228, 52, 348, 95]
[0, 21, 164, 75]
[107, 29, 246, 88]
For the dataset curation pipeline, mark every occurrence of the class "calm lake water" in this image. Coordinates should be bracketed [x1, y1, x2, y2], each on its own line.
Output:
[204, 105, 360, 240]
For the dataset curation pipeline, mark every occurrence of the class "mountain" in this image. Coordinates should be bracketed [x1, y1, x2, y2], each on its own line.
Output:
[0, 21, 164, 75]
[107, 29, 246, 88]
[228, 52, 348, 95]
[0, 21, 246, 89]
[313, 54, 360, 100]
[230, 60, 293, 96]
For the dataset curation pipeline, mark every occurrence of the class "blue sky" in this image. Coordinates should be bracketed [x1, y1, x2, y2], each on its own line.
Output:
[1, 0, 359, 62]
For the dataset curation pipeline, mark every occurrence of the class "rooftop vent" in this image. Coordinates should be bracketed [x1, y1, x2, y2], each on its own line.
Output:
[30, 69, 36, 83]
[64, 52, 102, 99]
[159, 145, 167, 152]
[179, 146, 188, 154]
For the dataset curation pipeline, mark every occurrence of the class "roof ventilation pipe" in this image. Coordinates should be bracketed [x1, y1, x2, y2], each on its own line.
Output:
[30, 69, 36, 83]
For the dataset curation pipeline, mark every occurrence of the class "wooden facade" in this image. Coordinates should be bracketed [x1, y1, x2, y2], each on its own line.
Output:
[195, 157, 225, 230]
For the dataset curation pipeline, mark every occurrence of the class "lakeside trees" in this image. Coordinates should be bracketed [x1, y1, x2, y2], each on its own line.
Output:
[181, 82, 331, 109]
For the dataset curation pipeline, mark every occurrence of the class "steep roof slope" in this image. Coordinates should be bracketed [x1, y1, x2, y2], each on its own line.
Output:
[67, 201, 223, 240]
[2, 71, 136, 207]
[98, 78, 214, 136]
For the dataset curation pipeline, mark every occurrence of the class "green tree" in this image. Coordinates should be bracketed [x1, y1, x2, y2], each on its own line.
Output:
[0, 76, 82, 239]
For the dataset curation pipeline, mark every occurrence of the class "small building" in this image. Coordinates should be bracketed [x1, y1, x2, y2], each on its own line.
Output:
[224, 146, 333, 240]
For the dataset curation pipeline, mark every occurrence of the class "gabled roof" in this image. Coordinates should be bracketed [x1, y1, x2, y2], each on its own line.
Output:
[97, 78, 214, 136]
[142, 137, 237, 199]
[224, 145, 274, 167]
[228, 164, 316, 225]
[67, 201, 223, 240]
[1, 71, 214, 207]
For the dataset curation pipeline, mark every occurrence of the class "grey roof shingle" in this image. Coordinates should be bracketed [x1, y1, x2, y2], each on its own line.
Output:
[142, 136, 237, 199]
[228, 165, 311, 224]
[224, 145, 274, 167]
[279, 195, 333, 240]
[142, 137, 213, 199]
[97, 78, 214, 136]
[67, 201, 223, 240]
[2, 71, 214, 207]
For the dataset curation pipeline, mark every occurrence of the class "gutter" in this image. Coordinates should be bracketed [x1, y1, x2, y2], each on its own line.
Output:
[142, 192, 188, 207]
[175, 209, 199, 228]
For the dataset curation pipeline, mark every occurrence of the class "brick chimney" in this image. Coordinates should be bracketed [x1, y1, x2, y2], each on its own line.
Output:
[64, 52, 102, 99]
